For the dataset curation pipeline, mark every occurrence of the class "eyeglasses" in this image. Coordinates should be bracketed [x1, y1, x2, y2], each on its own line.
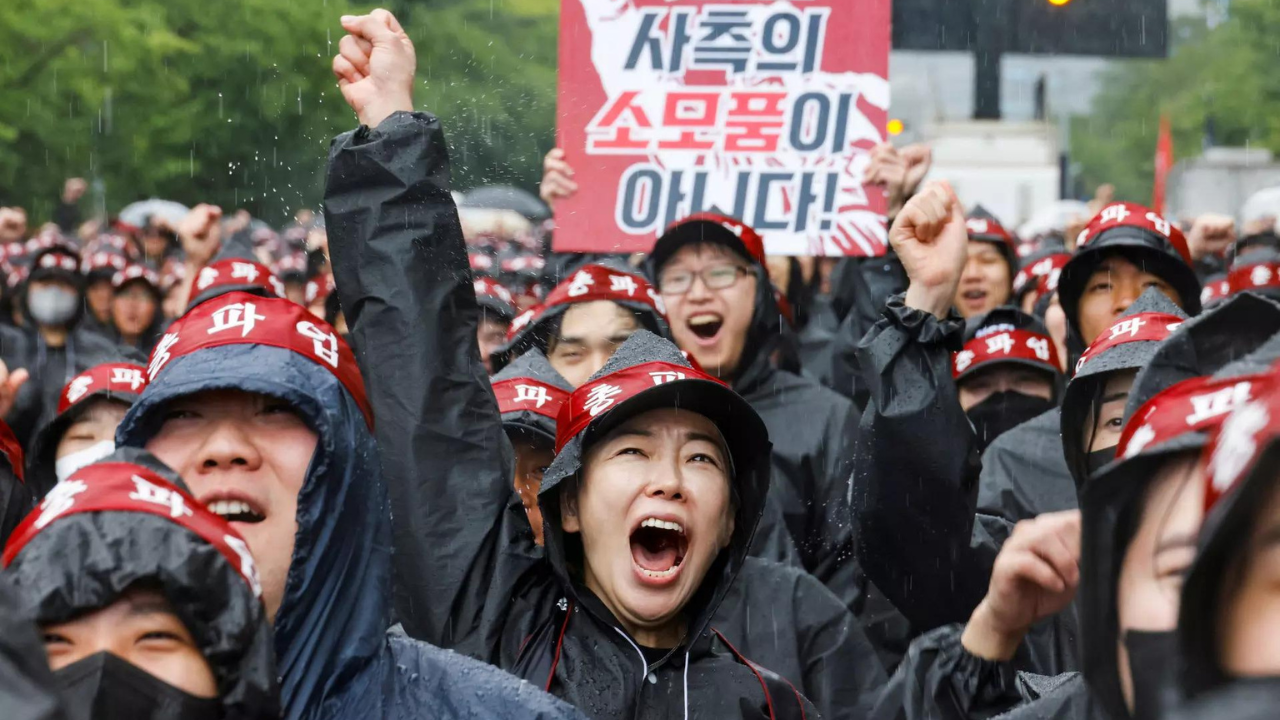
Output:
[658, 264, 751, 296]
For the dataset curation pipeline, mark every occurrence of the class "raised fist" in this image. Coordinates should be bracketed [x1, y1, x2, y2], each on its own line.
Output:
[177, 203, 223, 267]
[1187, 213, 1236, 261]
[539, 148, 579, 208]
[891, 180, 969, 318]
[333, 9, 416, 128]
[963, 510, 1081, 660]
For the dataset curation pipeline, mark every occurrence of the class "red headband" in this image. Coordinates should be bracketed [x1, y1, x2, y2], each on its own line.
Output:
[191, 259, 285, 302]
[555, 361, 726, 453]
[507, 304, 545, 343]
[666, 213, 767, 268]
[1202, 278, 1231, 306]
[2, 462, 262, 598]
[1014, 253, 1071, 294]
[965, 217, 1015, 252]
[493, 378, 571, 422]
[953, 328, 1059, 379]
[59, 363, 147, 415]
[112, 264, 160, 290]
[544, 264, 665, 317]
[1075, 312, 1184, 373]
[1078, 202, 1192, 266]
[1119, 374, 1273, 463]
[475, 277, 516, 308]
[1203, 377, 1280, 514]
[1228, 262, 1280, 296]
[147, 292, 372, 428]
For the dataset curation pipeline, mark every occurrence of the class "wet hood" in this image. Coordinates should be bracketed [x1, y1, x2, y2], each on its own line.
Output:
[116, 343, 389, 715]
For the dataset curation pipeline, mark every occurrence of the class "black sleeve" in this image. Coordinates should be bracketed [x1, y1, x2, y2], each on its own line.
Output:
[868, 624, 1033, 720]
[323, 111, 523, 652]
[52, 201, 80, 235]
[851, 294, 990, 631]
[792, 571, 889, 720]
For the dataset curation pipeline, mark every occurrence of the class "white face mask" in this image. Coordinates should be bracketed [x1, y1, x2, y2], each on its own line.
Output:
[54, 441, 115, 483]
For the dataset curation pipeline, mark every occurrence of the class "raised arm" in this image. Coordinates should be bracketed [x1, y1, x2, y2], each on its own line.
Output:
[323, 10, 518, 651]
[850, 182, 991, 631]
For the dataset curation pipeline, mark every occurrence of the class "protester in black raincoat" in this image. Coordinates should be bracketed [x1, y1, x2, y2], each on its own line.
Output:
[494, 348, 886, 718]
[976, 202, 1202, 535]
[1173, 368, 1280, 718]
[25, 361, 148, 499]
[874, 364, 1268, 720]
[2, 244, 141, 445]
[850, 182, 1064, 634]
[496, 257, 668, 383]
[2, 448, 279, 719]
[321, 37, 819, 709]
[645, 212, 885, 643]
[115, 289, 581, 720]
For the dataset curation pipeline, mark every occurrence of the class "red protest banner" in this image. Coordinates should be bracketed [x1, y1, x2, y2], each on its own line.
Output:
[553, 0, 890, 257]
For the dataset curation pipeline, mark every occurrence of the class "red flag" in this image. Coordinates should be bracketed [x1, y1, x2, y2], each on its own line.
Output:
[1152, 115, 1173, 214]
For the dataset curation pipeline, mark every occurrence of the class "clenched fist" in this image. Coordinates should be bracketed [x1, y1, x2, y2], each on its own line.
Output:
[178, 203, 223, 268]
[892, 181, 969, 318]
[1187, 213, 1236, 261]
[962, 510, 1081, 660]
[334, 9, 416, 128]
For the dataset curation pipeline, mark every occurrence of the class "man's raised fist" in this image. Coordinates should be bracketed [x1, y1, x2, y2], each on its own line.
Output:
[892, 180, 969, 318]
[333, 9, 416, 129]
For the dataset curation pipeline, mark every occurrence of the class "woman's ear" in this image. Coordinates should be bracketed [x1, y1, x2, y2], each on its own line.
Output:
[719, 513, 735, 549]
[560, 488, 580, 534]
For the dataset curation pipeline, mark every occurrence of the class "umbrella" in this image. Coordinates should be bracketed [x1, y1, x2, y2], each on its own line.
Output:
[118, 199, 190, 229]
[459, 186, 551, 222]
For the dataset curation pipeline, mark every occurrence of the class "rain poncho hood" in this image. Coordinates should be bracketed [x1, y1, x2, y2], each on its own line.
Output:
[539, 330, 772, 652]
[117, 293, 572, 720]
[3, 448, 278, 719]
[1061, 288, 1189, 487]
[1179, 367, 1280, 701]
[492, 348, 572, 444]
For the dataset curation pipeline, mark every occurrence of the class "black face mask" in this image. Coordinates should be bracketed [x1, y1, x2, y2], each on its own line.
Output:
[966, 391, 1056, 454]
[1122, 629, 1179, 720]
[1087, 446, 1116, 476]
[54, 651, 222, 720]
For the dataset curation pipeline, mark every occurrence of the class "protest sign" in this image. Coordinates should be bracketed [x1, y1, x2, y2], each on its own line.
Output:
[554, 0, 890, 256]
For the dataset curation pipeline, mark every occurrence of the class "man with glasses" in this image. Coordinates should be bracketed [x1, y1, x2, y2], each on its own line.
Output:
[647, 213, 907, 666]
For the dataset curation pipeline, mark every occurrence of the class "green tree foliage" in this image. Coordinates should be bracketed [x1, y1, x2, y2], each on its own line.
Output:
[0, 0, 559, 222]
[1072, 4, 1280, 205]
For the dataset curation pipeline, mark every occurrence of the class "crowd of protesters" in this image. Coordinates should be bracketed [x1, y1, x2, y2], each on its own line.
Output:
[7, 7, 1280, 720]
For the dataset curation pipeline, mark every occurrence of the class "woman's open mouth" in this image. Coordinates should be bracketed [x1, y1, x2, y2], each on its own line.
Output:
[630, 518, 688, 586]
